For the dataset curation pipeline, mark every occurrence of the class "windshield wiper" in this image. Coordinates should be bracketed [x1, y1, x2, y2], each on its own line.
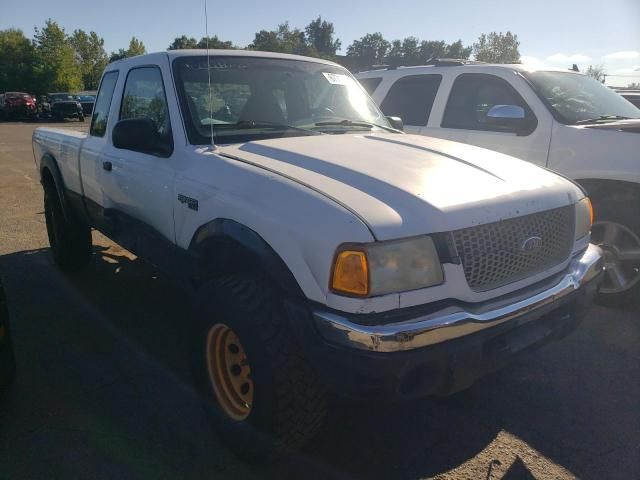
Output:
[227, 120, 322, 135]
[314, 119, 398, 132]
[575, 115, 633, 125]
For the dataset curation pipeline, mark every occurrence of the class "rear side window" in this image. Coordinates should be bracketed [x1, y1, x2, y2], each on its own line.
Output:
[358, 77, 382, 95]
[90, 71, 119, 137]
[120, 66, 171, 140]
[380, 74, 442, 126]
[442, 73, 533, 131]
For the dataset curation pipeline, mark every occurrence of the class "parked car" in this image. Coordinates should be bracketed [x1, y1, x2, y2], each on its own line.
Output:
[33, 50, 603, 461]
[48, 93, 85, 121]
[0, 91, 38, 121]
[357, 62, 640, 305]
[0, 275, 16, 390]
[616, 90, 640, 109]
[76, 94, 96, 115]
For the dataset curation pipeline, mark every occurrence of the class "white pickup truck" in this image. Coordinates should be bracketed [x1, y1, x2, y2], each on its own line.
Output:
[357, 63, 640, 306]
[33, 50, 603, 461]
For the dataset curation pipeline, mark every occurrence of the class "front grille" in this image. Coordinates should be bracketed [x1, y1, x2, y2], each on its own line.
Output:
[452, 205, 574, 292]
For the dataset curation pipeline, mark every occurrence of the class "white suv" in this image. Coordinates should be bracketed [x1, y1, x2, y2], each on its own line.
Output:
[357, 62, 640, 305]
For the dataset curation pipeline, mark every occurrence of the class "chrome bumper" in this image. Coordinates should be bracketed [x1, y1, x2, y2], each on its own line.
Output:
[314, 244, 604, 353]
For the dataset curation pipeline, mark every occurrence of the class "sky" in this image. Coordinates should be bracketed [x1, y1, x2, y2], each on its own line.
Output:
[2, 0, 639, 86]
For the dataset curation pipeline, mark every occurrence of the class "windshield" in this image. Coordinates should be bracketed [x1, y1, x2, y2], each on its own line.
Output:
[173, 55, 390, 144]
[524, 71, 640, 124]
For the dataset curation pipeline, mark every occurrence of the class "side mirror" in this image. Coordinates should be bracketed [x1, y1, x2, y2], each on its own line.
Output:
[386, 116, 404, 132]
[486, 105, 535, 135]
[112, 117, 172, 157]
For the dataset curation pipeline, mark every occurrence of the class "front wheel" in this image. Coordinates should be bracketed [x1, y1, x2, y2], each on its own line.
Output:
[191, 274, 327, 463]
[590, 196, 640, 308]
[44, 184, 92, 271]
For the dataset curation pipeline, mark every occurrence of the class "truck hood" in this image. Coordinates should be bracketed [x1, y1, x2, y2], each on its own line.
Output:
[217, 133, 582, 240]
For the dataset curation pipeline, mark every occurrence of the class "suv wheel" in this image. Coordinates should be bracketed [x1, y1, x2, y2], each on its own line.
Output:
[591, 195, 640, 307]
[191, 274, 327, 463]
[44, 184, 92, 271]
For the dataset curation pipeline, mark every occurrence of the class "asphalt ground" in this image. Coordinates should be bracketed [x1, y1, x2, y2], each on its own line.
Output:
[0, 121, 638, 480]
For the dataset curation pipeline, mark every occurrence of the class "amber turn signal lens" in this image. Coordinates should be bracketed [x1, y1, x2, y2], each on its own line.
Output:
[331, 250, 369, 296]
[586, 197, 594, 225]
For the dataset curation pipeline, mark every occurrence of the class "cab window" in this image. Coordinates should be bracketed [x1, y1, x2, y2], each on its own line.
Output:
[90, 71, 119, 137]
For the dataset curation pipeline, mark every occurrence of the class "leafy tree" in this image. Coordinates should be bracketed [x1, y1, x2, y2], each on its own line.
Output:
[346, 32, 390, 65]
[472, 31, 520, 63]
[33, 19, 82, 92]
[168, 35, 198, 50]
[444, 40, 472, 59]
[305, 16, 341, 59]
[249, 22, 309, 55]
[0, 29, 38, 93]
[70, 29, 108, 90]
[195, 36, 235, 49]
[109, 36, 147, 62]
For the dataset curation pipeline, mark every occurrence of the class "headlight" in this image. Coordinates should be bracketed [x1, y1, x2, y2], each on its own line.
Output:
[331, 236, 444, 297]
[575, 197, 594, 240]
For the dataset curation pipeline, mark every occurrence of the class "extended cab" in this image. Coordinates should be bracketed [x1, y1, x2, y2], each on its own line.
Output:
[33, 51, 603, 461]
[357, 63, 640, 305]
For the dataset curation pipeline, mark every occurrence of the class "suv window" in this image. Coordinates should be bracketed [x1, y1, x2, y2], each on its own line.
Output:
[442, 73, 534, 132]
[358, 77, 382, 95]
[90, 71, 119, 137]
[380, 74, 442, 126]
[120, 66, 171, 140]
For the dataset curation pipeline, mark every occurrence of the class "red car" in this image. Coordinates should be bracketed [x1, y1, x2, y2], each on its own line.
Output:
[0, 92, 39, 121]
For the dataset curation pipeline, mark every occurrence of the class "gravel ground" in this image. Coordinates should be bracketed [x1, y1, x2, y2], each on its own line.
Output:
[0, 121, 638, 480]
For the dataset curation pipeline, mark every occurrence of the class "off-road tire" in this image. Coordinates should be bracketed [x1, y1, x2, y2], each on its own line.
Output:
[44, 184, 92, 271]
[191, 274, 327, 463]
[79, 115, 85, 122]
[592, 194, 640, 308]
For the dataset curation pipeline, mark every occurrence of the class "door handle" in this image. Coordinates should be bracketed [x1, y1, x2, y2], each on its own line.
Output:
[102, 161, 112, 172]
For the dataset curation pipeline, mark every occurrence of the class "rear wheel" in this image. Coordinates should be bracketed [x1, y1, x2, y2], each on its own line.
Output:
[591, 196, 640, 307]
[44, 183, 92, 271]
[191, 274, 327, 463]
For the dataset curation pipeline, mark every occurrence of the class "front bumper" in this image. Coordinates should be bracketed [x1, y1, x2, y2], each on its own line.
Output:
[295, 244, 603, 399]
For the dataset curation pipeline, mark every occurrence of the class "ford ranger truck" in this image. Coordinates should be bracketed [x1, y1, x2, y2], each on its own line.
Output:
[357, 62, 639, 306]
[33, 50, 603, 461]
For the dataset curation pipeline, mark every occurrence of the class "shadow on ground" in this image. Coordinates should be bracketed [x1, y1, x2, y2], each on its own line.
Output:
[0, 246, 638, 479]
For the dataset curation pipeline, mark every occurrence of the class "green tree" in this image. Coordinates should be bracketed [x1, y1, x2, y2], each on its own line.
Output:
[70, 29, 108, 90]
[0, 29, 37, 93]
[346, 32, 390, 65]
[33, 19, 82, 92]
[196, 36, 235, 49]
[305, 16, 341, 59]
[444, 40, 472, 59]
[249, 22, 309, 55]
[109, 36, 147, 62]
[168, 35, 198, 50]
[473, 31, 520, 63]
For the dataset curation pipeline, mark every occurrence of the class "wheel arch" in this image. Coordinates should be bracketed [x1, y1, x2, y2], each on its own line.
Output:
[188, 218, 305, 298]
[40, 154, 73, 223]
[575, 178, 640, 215]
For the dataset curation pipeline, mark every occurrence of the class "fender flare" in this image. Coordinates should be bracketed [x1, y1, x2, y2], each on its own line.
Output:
[39, 154, 73, 223]
[188, 218, 305, 298]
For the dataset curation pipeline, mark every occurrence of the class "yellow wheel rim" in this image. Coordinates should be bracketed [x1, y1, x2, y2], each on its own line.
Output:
[206, 323, 253, 421]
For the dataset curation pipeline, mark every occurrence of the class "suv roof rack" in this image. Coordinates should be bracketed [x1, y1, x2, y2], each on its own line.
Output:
[425, 58, 485, 66]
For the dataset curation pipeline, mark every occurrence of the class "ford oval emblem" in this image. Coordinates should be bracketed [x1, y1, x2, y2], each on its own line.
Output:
[521, 236, 543, 254]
